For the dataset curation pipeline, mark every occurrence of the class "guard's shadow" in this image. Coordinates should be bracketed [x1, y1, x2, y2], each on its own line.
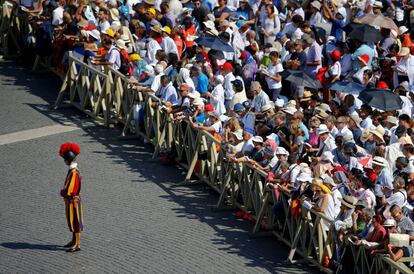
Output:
[1, 242, 66, 251]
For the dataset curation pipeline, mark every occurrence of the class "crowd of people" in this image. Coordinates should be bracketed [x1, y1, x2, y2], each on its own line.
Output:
[15, 0, 414, 269]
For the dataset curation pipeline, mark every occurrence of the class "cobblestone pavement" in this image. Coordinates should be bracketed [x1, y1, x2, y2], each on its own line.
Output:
[0, 61, 317, 273]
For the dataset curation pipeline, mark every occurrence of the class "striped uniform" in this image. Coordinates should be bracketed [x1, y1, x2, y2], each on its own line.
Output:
[62, 166, 84, 232]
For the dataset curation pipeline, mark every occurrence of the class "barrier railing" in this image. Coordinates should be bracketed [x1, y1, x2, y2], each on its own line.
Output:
[19, 41, 414, 273]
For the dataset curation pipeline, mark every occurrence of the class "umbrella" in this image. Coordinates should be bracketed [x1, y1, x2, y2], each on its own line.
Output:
[358, 88, 403, 111]
[358, 14, 398, 31]
[348, 24, 382, 43]
[329, 81, 365, 94]
[194, 35, 234, 52]
[281, 70, 322, 89]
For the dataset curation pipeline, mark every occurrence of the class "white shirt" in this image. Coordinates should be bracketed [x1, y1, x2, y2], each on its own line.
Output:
[337, 126, 353, 139]
[160, 36, 179, 57]
[387, 190, 407, 208]
[266, 62, 283, 89]
[318, 195, 336, 230]
[318, 136, 336, 155]
[98, 20, 110, 32]
[52, 6, 64, 26]
[384, 142, 404, 171]
[156, 82, 178, 104]
[309, 11, 322, 26]
[151, 73, 164, 93]
[398, 96, 413, 116]
[332, 188, 343, 218]
[106, 46, 121, 70]
[146, 39, 162, 66]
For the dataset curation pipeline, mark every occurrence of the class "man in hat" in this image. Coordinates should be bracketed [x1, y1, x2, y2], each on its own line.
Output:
[59, 143, 83, 252]
[372, 156, 394, 202]
[315, 124, 336, 158]
[220, 62, 236, 108]
[145, 26, 162, 65]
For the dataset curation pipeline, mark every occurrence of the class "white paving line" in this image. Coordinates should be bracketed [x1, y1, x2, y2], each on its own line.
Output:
[0, 124, 80, 146]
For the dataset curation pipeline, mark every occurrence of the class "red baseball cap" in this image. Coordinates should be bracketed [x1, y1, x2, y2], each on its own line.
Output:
[377, 81, 389, 89]
[204, 104, 215, 111]
[220, 62, 233, 71]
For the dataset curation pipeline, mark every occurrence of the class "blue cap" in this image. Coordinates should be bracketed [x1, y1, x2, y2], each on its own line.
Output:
[244, 127, 255, 135]
[275, 32, 285, 40]
[242, 101, 251, 109]
[232, 79, 243, 87]
[233, 103, 245, 112]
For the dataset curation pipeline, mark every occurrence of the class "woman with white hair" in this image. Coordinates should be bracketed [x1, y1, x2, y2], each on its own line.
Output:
[177, 68, 196, 92]
[206, 75, 226, 115]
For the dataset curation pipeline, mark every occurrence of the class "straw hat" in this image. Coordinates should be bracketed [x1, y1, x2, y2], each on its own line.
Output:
[109, 8, 120, 20]
[338, 195, 358, 208]
[310, 1, 321, 10]
[301, 90, 312, 102]
[150, 25, 162, 34]
[360, 128, 372, 143]
[370, 125, 385, 142]
[261, 104, 273, 112]
[349, 114, 361, 128]
[372, 156, 387, 167]
[116, 39, 127, 50]
[315, 110, 329, 120]
[282, 107, 296, 116]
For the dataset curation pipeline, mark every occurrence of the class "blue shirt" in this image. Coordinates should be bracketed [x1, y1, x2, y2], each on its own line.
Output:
[197, 73, 209, 94]
[330, 19, 346, 42]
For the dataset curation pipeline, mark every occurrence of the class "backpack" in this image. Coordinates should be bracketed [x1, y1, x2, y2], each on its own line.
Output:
[114, 48, 133, 76]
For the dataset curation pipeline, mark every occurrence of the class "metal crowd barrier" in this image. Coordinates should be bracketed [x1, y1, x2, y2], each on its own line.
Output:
[27, 47, 414, 274]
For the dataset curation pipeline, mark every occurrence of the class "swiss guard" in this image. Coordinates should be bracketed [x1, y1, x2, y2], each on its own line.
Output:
[59, 142, 84, 252]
